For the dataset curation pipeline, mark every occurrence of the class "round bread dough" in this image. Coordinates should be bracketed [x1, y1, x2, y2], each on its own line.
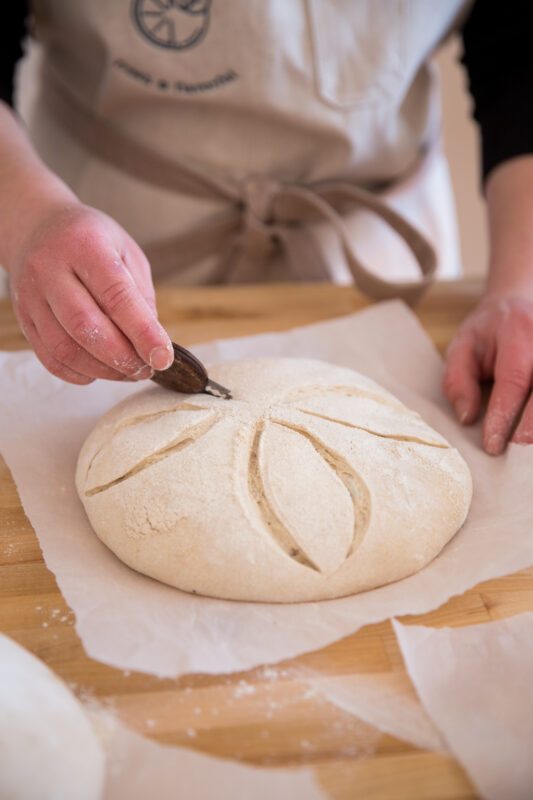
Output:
[0, 633, 105, 800]
[76, 358, 472, 602]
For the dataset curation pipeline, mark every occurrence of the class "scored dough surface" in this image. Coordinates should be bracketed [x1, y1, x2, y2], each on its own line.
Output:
[76, 358, 472, 602]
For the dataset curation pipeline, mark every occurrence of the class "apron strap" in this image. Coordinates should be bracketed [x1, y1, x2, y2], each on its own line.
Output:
[272, 182, 437, 305]
[42, 67, 437, 306]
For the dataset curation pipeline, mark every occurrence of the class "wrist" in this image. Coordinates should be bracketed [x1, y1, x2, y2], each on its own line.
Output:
[484, 156, 533, 301]
[0, 163, 79, 270]
[485, 265, 533, 300]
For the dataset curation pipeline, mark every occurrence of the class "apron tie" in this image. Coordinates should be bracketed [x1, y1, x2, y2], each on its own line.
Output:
[214, 177, 281, 284]
[43, 67, 437, 306]
[241, 177, 279, 257]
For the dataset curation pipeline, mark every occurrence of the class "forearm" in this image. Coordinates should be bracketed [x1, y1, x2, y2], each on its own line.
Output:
[484, 156, 533, 296]
[0, 101, 77, 268]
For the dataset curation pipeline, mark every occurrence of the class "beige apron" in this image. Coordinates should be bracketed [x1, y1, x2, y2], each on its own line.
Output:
[17, 0, 469, 303]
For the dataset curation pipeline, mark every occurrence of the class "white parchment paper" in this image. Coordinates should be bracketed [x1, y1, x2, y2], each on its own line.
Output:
[98, 714, 326, 800]
[303, 670, 445, 752]
[394, 614, 533, 800]
[1, 301, 533, 677]
[0, 627, 326, 800]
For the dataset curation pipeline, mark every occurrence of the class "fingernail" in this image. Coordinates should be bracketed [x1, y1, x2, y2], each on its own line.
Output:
[511, 431, 533, 446]
[131, 364, 154, 381]
[486, 434, 505, 456]
[149, 344, 173, 371]
[454, 397, 470, 424]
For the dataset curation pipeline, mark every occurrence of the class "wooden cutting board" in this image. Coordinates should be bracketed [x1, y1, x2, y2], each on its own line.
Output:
[1, 279, 532, 800]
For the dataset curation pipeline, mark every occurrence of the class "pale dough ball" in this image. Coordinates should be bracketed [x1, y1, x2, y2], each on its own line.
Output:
[76, 358, 472, 602]
[0, 633, 105, 800]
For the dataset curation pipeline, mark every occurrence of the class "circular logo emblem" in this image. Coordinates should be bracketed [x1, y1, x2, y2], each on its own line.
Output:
[132, 0, 212, 51]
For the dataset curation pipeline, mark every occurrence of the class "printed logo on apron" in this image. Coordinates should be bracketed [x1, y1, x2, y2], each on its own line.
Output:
[115, 0, 237, 94]
[132, 0, 212, 51]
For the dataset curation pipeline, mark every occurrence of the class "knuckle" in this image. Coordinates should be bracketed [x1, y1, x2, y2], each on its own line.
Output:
[24, 256, 46, 282]
[446, 333, 465, 353]
[144, 293, 157, 311]
[14, 309, 33, 342]
[442, 366, 462, 391]
[500, 308, 533, 340]
[67, 309, 98, 343]
[48, 217, 109, 272]
[513, 306, 533, 325]
[442, 364, 457, 383]
[445, 333, 473, 363]
[20, 322, 33, 344]
[441, 374, 454, 395]
[63, 213, 102, 247]
[50, 335, 80, 365]
[37, 352, 70, 381]
[499, 367, 531, 392]
[100, 280, 134, 315]
[134, 316, 158, 343]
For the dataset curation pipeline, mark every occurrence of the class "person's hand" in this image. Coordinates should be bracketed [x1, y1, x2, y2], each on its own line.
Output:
[442, 290, 533, 455]
[9, 202, 174, 385]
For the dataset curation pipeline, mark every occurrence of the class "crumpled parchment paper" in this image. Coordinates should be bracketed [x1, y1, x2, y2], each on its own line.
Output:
[394, 613, 533, 800]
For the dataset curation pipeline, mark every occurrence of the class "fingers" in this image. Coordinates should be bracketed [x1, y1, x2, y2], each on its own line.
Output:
[29, 297, 144, 382]
[442, 333, 483, 425]
[20, 318, 95, 386]
[10, 204, 171, 386]
[483, 336, 533, 455]
[73, 247, 173, 371]
[512, 392, 533, 445]
[122, 242, 158, 316]
[44, 273, 153, 379]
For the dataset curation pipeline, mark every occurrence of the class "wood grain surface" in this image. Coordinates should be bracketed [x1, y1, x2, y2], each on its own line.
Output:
[1, 279, 532, 799]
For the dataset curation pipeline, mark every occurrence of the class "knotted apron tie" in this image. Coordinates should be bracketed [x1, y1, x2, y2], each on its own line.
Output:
[43, 69, 437, 306]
